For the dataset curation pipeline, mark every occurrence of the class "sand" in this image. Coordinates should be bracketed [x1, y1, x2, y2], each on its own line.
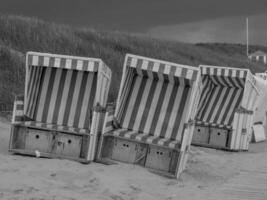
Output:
[0, 119, 267, 200]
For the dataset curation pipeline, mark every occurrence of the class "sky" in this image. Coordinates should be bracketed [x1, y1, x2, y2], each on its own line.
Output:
[0, 0, 266, 45]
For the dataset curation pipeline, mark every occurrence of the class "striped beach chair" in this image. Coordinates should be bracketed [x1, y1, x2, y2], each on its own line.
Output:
[192, 65, 260, 151]
[9, 52, 111, 162]
[97, 54, 200, 178]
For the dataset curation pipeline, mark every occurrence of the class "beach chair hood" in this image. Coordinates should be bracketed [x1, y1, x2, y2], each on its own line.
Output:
[24, 52, 111, 131]
[98, 54, 200, 178]
[10, 52, 111, 162]
[115, 54, 199, 144]
[193, 65, 260, 150]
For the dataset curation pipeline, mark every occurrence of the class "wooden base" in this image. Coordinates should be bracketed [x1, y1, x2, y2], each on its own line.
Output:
[9, 125, 93, 162]
[101, 136, 179, 177]
[111, 138, 147, 164]
[192, 126, 209, 144]
[9, 148, 91, 164]
[191, 142, 247, 152]
[209, 127, 228, 147]
[145, 145, 179, 173]
[192, 125, 231, 150]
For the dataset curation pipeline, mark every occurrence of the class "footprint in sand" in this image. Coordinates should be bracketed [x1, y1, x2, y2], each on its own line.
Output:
[102, 189, 126, 200]
[110, 194, 125, 200]
[129, 185, 141, 193]
[13, 189, 24, 194]
[26, 187, 39, 193]
[0, 168, 19, 173]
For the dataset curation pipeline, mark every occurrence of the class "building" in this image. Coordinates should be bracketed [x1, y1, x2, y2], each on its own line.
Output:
[248, 50, 267, 64]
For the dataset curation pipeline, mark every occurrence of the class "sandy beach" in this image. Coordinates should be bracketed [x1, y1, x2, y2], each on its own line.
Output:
[0, 118, 267, 200]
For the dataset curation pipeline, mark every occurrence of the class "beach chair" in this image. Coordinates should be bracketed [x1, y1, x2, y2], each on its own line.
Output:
[192, 65, 260, 151]
[251, 73, 267, 142]
[98, 54, 200, 178]
[9, 52, 111, 162]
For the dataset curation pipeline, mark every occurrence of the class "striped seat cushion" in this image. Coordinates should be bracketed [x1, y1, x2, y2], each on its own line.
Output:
[21, 121, 90, 134]
[106, 128, 181, 149]
[195, 121, 232, 129]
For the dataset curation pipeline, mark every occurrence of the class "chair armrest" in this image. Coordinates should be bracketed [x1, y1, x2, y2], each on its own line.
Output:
[12, 95, 25, 124]
[102, 105, 116, 135]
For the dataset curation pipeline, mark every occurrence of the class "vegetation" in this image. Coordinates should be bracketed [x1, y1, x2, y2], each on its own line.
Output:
[0, 14, 266, 110]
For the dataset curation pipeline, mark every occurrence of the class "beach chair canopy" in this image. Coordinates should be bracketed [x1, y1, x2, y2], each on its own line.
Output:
[195, 66, 248, 128]
[112, 54, 199, 148]
[23, 52, 110, 132]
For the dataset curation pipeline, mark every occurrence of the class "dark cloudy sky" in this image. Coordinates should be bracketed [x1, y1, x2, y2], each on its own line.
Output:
[0, 0, 267, 45]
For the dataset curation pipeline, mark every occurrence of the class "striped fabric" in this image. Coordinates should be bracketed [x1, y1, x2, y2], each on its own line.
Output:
[195, 121, 232, 129]
[196, 66, 246, 127]
[25, 66, 43, 118]
[201, 66, 248, 79]
[27, 52, 99, 72]
[107, 128, 181, 149]
[126, 55, 198, 81]
[20, 121, 90, 134]
[117, 75, 191, 141]
[25, 67, 97, 129]
[208, 74, 245, 88]
[111, 54, 197, 146]
[24, 52, 103, 131]
[12, 95, 25, 123]
[116, 67, 136, 121]
[102, 106, 115, 134]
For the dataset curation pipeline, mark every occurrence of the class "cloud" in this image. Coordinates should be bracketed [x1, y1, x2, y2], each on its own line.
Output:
[0, 0, 267, 31]
[147, 14, 267, 45]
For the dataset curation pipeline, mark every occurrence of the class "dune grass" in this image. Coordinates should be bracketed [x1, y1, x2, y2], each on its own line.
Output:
[0, 14, 266, 110]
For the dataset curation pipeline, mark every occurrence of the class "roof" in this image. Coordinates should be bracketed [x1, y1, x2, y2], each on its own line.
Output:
[125, 54, 198, 80]
[249, 50, 267, 57]
[200, 65, 250, 78]
[26, 52, 104, 72]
